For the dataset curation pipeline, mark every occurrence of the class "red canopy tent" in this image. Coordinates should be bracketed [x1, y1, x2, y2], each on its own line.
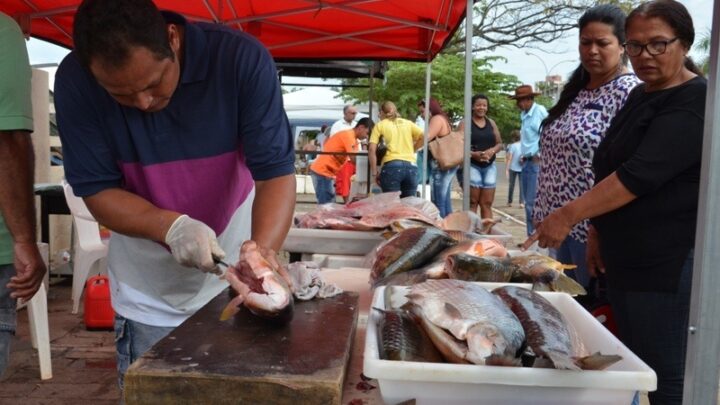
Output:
[2, 0, 468, 61]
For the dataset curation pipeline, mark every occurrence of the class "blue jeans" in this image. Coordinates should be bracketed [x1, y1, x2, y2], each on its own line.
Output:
[607, 252, 693, 405]
[379, 160, 418, 198]
[507, 170, 523, 205]
[115, 315, 174, 390]
[0, 264, 16, 378]
[430, 160, 458, 218]
[309, 169, 335, 204]
[521, 159, 539, 236]
[548, 236, 589, 289]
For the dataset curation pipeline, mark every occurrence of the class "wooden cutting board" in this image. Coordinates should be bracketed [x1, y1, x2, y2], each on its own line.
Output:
[124, 290, 359, 405]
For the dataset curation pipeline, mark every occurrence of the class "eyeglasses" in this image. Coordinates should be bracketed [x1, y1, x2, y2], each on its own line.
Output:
[623, 37, 679, 57]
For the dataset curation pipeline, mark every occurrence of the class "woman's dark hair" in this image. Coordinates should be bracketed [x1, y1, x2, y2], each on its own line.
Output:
[543, 4, 628, 127]
[427, 97, 449, 121]
[626, 0, 702, 75]
[471, 94, 490, 112]
[73, 0, 174, 69]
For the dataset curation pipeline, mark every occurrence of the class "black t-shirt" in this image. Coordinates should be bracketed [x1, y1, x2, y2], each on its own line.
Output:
[470, 118, 497, 168]
[591, 76, 706, 292]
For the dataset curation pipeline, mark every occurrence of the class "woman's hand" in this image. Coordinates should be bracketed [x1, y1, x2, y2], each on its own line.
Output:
[586, 226, 605, 277]
[522, 206, 575, 250]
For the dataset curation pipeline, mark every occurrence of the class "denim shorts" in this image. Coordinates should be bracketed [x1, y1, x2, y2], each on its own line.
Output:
[0, 264, 16, 377]
[468, 163, 497, 188]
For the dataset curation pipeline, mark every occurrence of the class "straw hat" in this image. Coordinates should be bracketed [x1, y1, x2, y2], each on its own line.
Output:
[509, 84, 541, 99]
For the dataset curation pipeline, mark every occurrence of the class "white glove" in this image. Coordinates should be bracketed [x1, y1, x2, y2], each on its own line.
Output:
[164, 215, 225, 275]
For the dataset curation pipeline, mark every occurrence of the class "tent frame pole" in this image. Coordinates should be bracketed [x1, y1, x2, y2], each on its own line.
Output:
[422, 62, 432, 199]
[462, 0, 473, 211]
[682, 0, 720, 402]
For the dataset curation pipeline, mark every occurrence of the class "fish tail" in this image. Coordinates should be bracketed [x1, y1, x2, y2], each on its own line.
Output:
[219, 295, 245, 321]
[550, 273, 587, 295]
[559, 264, 577, 271]
[575, 352, 623, 370]
[547, 351, 581, 371]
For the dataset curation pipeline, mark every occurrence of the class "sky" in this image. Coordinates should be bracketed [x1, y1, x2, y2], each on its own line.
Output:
[27, 0, 714, 90]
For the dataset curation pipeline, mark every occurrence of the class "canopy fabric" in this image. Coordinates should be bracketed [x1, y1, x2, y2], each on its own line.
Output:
[3, 0, 468, 61]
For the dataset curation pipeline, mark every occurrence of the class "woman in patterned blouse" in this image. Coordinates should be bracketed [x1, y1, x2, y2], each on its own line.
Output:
[529, 1, 705, 401]
[531, 4, 639, 289]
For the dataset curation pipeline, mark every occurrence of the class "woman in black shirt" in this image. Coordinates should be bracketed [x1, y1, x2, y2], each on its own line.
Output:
[526, 1, 705, 403]
[456, 94, 502, 218]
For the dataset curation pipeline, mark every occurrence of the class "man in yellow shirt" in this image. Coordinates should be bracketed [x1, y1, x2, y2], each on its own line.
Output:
[309, 118, 372, 204]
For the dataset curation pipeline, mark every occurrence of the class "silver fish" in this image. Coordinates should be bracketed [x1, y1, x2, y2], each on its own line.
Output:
[407, 280, 525, 366]
[493, 285, 621, 370]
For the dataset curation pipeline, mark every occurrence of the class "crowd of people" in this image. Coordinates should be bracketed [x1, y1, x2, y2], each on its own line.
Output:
[330, 1, 706, 403]
[0, 0, 708, 403]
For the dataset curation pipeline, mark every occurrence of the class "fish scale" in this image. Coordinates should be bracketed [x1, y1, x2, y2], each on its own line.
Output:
[374, 307, 443, 363]
[493, 285, 585, 370]
[408, 280, 525, 365]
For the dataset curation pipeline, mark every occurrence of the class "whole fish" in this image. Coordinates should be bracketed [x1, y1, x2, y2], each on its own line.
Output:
[370, 227, 456, 286]
[374, 260, 447, 287]
[407, 280, 525, 366]
[220, 241, 294, 323]
[493, 286, 621, 370]
[445, 253, 516, 283]
[374, 307, 444, 362]
[509, 254, 587, 295]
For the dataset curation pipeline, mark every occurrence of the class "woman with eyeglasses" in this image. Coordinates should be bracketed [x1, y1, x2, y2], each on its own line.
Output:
[526, 1, 705, 402]
[532, 4, 639, 291]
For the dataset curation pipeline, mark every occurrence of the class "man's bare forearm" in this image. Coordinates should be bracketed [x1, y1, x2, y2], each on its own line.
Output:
[84, 188, 181, 242]
[0, 131, 36, 243]
[252, 174, 296, 251]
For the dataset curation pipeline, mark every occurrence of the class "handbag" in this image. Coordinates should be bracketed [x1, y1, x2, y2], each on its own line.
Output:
[428, 131, 464, 170]
[375, 135, 388, 162]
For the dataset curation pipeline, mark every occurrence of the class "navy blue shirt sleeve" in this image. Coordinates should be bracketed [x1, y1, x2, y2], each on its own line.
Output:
[235, 36, 295, 181]
[54, 54, 123, 197]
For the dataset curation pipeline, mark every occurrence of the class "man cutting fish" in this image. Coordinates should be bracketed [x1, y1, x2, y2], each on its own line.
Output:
[54, 0, 296, 388]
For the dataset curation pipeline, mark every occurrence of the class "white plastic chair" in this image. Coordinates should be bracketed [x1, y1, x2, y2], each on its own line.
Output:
[16, 242, 53, 380]
[61, 180, 109, 314]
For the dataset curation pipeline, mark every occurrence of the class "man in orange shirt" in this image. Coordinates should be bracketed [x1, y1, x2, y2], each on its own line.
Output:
[309, 118, 372, 204]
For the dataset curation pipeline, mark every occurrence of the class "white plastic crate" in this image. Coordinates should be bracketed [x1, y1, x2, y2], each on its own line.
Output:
[283, 225, 513, 255]
[364, 285, 656, 405]
[301, 253, 367, 268]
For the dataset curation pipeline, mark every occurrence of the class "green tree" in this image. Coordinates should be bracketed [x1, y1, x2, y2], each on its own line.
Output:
[444, 0, 641, 54]
[696, 30, 711, 75]
[338, 54, 523, 143]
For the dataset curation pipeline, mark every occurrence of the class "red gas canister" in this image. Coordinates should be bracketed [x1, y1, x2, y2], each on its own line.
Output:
[84, 275, 115, 330]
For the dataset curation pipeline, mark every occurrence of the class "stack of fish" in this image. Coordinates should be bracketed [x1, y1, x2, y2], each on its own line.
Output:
[375, 280, 621, 370]
[369, 227, 586, 296]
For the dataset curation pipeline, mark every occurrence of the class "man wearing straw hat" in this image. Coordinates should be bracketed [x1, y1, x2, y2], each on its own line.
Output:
[509, 85, 548, 237]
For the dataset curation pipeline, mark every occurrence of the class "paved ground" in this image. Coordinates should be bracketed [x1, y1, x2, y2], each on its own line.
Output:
[0, 162, 532, 403]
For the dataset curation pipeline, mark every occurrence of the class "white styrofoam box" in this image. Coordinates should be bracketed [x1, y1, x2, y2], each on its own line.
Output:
[304, 175, 315, 194]
[364, 285, 656, 405]
[283, 228, 384, 255]
[283, 225, 513, 255]
[295, 175, 306, 194]
[301, 253, 367, 269]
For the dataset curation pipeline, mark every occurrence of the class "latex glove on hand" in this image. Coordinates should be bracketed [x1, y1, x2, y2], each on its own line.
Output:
[165, 215, 225, 275]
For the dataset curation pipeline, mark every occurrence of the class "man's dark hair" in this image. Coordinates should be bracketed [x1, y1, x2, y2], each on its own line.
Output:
[356, 117, 373, 131]
[73, 0, 174, 69]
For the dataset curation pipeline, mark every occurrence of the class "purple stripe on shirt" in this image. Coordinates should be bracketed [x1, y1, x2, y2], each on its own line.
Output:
[120, 151, 253, 235]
